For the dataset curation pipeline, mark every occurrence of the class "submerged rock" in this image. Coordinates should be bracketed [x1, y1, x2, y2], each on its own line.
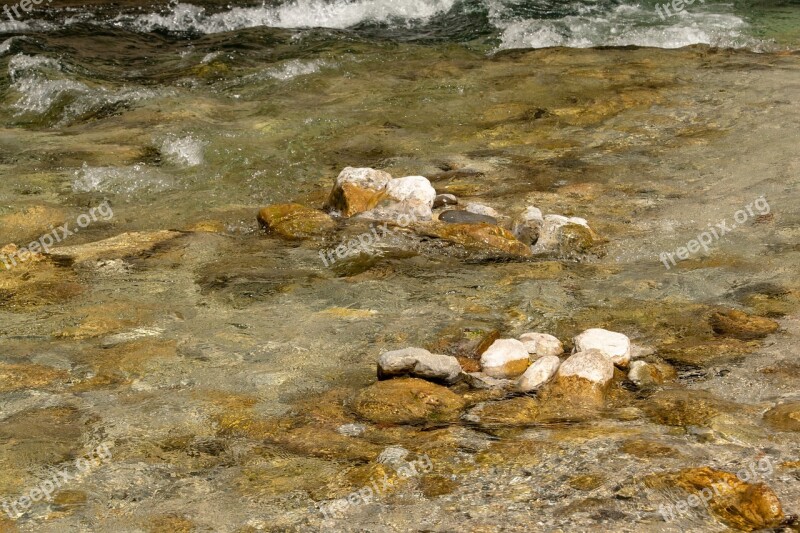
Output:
[351, 378, 466, 425]
[377, 347, 462, 384]
[650, 467, 785, 531]
[627, 360, 675, 388]
[519, 332, 564, 357]
[480, 338, 530, 378]
[465, 396, 541, 428]
[762, 402, 800, 432]
[642, 389, 738, 428]
[531, 214, 598, 255]
[433, 194, 458, 209]
[709, 309, 779, 340]
[432, 223, 532, 257]
[464, 203, 501, 219]
[462, 372, 515, 391]
[517, 355, 560, 392]
[325, 167, 393, 217]
[257, 203, 336, 239]
[47, 230, 182, 263]
[438, 210, 497, 226]
[512, 206, 544, 246]
[573, 328, 631, 367]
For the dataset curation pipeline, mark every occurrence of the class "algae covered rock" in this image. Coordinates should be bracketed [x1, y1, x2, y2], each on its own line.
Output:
[763, 401, 800, 432]
[532, 214, 598, 255]
[257, 203, 336, 239]
[432, 223, 532, 257]
[709, 309, 779, 340]
[351, 378, 466, 425]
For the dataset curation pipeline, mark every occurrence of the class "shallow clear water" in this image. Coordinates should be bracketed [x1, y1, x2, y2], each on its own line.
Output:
[0, 1, 799, 532]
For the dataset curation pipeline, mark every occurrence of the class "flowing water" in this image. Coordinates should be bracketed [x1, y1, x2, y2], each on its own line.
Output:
[1, 0, 800, 531]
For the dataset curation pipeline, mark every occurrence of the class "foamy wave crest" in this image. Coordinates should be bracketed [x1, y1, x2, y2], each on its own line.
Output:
[160, 135, 207, 167]
[117, 0, 457, 34]
[495, 4, 752, 50]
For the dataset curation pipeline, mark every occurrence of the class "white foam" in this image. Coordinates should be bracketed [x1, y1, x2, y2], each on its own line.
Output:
[118, 0, 457, 34]
[72, 163, 173, 195]
[160, 135, 206, 167]
[495, 4, 752, 50]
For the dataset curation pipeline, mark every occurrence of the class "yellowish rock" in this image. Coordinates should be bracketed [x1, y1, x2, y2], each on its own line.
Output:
[257, 203, 336, 239]
[351, 378, 466, 426]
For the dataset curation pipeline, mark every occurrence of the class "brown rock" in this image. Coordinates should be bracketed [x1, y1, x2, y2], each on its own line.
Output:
[419, 475, 459, 498]
[430, 222, 532, 257]
[257, 203, 336, 240]
[0, 205, 65, 245]
[709, 309, 779, 340]
[466, 396, 541, 428]
[0, 363, 67, 393]
[324, 167, 393, 217]
[763, 402, 800, 432]
[47, 231, 182, 263]
[351, 378, 466, 426]
[641, 389, 737, 428]
[651, 467, 785, 531]
[266, 426, 382, 463]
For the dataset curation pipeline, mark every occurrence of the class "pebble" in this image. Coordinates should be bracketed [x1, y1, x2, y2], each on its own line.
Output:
[433, 193, 458, 208]
[519, 332, 564, 357]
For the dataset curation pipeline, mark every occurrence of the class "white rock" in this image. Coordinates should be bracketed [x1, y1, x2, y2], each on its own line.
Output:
[327, 167, 393, 217]
[517, 355, 561, 392]
[378, 347, 462, 384]
[519, 332, 564, 357]
[360, 175, 437, 222]
[480, 338, 529, 378]
[573, 328, 631, 367]
[465, 203, 501, 219]
[337, 423, 366, 437]
[336, 166, 393, 192]
[385, 176, 436, 206]
[627, 361, 651, 388]
[377, 445, 410, 467]
[556, 349, 614, 387]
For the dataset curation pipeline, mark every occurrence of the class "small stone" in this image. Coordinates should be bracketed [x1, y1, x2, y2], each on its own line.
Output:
[325, 167, 393, 217]
[433, 194, 458, 208]
[480, 339, 530, 378]
[627, 360, 676, 388]
[573, 328, 631, 367]
[336, 423, 366, 437]
[519, 332, 564, 357]
[438, 210, 497, 225]
[517, 355, 560, 392]
[531, 214, 597, 255]
[377, 347, 462, 384]
[351, 378, 466, 426]
[464, 203, 501, 219]
[709, 309, 779, 340]
[512, 206, 544, 246]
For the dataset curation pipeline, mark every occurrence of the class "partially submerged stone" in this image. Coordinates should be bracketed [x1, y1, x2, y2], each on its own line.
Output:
[642, 389, 737, 428]
[627, 360, 676, 388]
[432, 223, 532, 257]
[359, 175, 437, 222]
[519, 332, 564, 357]
[377, 347, 462, 384]
[438, 210, 497, 226]
[517, 355, 560, 392]
[480, 338, 530, 378]
[464, 203, 501, 219]
[432, 194, 458, 209]
[257, 203, 336, 240]
[512, 206, 544, 246]
[351, 378, 466, 425]
[709, 309, 779, 340]
[462, 372, 515, 391]
[573, 328, 631, 367]
[325, 167, 393, 217]
[464, 396, 541, 428]
[531, 214, 598, 255]
[543, 349, 614, 406]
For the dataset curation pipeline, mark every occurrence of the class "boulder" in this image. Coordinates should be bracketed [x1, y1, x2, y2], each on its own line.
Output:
[377, 347, 462, 384]
[512, 206, 544, 246]
[573, 328, 631, 367]
[517, 355, 560, 392]
[480, 339, 530, 378]
[325, 167, 393, 217]
[351, 378, 466, 425]
[519, 332, 564, 357]
[257, 204, 336, 239]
